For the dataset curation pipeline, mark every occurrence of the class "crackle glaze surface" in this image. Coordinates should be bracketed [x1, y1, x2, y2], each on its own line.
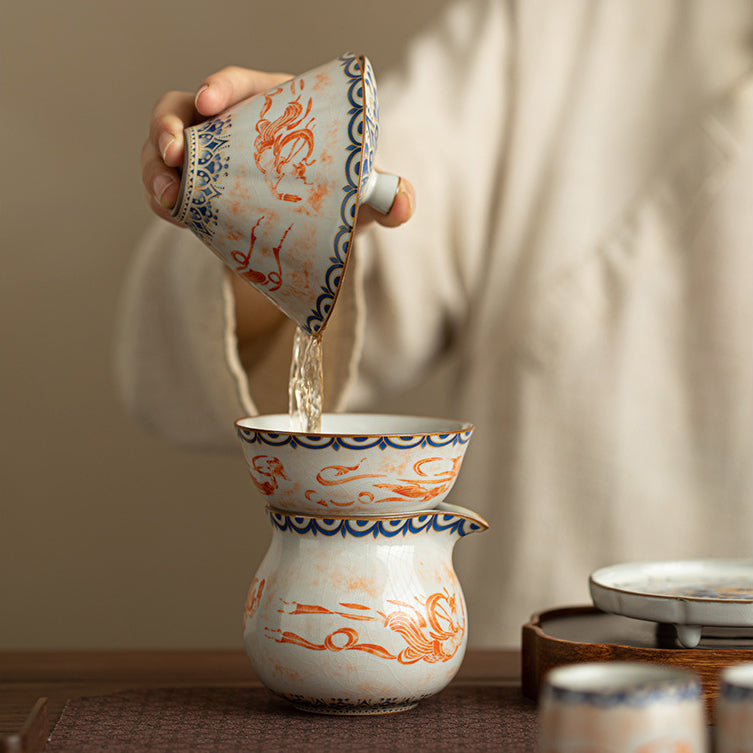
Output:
[173, 53, 378, 335]
[242, 503, 487, 714]
[236, 414, 474, 515]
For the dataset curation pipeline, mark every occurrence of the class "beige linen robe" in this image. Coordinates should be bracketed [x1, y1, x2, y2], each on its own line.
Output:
[117, 0, 753, 646]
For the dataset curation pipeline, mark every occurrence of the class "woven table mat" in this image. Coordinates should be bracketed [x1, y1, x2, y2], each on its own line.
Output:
[45, 686, 537, 752]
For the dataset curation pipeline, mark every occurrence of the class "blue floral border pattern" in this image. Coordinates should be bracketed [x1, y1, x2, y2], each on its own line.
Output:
[237, 427, 473, 451]
[305, 53, 377, 335]
[173, 114, 232, 242]
[268, 509, 483, 539]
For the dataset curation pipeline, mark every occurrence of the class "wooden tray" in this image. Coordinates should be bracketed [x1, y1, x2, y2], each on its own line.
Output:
[521, 605, 753, 723]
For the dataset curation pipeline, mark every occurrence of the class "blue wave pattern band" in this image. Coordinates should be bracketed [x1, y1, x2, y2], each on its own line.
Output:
[545, 681, 701, 708]
[237, 428, 473, 450]
[306, 53, 377, 335]
[268, 510, 483, 539]
[360, 58, 379, 198]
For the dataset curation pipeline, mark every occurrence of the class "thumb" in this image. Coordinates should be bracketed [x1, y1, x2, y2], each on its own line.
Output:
[357, 178, 415, 231]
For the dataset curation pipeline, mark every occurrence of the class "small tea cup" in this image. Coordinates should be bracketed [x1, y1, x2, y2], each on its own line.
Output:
[538, 661, 707, 753]
[715, 662, 753, 753]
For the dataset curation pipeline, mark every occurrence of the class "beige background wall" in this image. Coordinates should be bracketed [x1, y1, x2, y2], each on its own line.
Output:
[1, 0, 449, 648]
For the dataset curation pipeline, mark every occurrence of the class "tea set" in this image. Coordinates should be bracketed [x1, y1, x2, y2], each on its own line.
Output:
[171, 51, 753, 734]
[172, 52, 487, 715]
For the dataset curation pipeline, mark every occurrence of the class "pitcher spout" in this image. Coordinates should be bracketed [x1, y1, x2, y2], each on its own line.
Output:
[434, 502, 489, 537]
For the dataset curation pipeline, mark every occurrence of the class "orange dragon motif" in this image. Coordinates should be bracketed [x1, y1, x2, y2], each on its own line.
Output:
[305, 456, 462, 508]
[247, 455, 288, 496]
[266, 588, 464, 664]
[254, 78, 316, 203]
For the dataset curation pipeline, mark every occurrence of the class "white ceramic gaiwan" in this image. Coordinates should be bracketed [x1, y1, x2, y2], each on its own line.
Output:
[172, 52, 398, 336]
[242, 502, 488, 714]
[236, 414, 474, 515]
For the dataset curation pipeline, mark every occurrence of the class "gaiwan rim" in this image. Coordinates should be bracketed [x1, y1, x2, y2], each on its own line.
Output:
[235, 413, 474, 439]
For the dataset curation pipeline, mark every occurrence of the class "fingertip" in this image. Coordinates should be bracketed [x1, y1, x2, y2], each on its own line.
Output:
[194, 82, 226, 116]
[152, 173, 180, 210]
[158, 131, 180, 166]
[194, 84, 210, 111]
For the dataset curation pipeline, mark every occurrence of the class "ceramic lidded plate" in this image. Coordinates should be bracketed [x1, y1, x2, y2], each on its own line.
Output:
[589, 559, 753, 648]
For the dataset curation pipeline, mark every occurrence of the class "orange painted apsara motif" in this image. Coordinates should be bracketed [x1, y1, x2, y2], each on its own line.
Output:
[305, 456, 462, 508]
[254, 79, 316, 203]
[266, 589, 464, 664]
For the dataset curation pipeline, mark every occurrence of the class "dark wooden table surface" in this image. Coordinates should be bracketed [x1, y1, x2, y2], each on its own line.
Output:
[0, 649, 521, 753]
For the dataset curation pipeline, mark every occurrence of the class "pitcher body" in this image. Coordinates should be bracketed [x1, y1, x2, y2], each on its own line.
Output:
[243, 503, 488, 714]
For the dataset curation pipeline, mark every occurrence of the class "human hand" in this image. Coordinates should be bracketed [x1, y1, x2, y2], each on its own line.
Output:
[141, 65, 414, 229]
[142, 66, 291, 224]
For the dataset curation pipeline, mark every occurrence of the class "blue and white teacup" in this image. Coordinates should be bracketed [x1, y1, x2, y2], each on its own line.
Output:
[538, 661, 707, 753]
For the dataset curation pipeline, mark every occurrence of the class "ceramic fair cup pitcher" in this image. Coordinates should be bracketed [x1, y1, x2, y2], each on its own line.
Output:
[242, 502, 489, 715]
[172, 52, 398, 336]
